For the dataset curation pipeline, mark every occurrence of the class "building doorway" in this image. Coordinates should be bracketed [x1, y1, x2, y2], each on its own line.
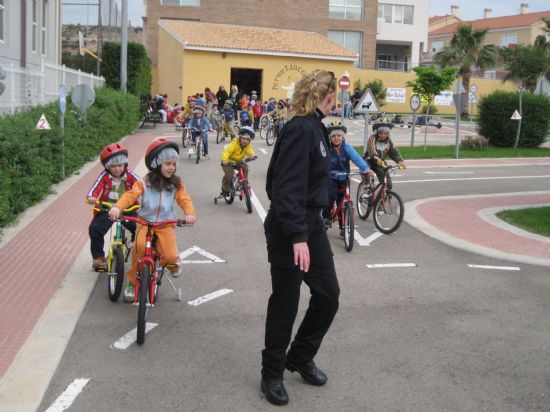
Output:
[231, 68, 262, 100]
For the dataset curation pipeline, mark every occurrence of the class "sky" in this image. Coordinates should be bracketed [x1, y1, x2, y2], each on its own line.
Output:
[62, 0, 550, 27]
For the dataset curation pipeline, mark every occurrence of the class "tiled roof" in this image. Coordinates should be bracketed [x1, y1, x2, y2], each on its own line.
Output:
[429, 15, 462, 25]
[430, 10, 550, 36]
[159, 20, 358, 60]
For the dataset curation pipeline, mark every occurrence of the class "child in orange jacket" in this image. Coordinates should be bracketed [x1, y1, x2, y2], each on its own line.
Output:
[108, 138, 196, 301]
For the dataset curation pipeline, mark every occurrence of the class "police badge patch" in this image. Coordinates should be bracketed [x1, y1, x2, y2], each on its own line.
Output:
[320, 141, 327, 157]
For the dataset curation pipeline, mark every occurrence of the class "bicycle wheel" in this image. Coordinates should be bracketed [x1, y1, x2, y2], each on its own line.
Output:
[182, 129, 188, 148]
[260, 115, 269, 130]
[373, 190, 404, 234]
[108, 246, 125, 302]
[344, 202, 354, 252]
[216, 128, 222, 144]
[266, 128, 275, 146]
[243, 185, 253, 214]
[356, 182, 373, 220]
[195, 140, 201, 164]
[224, 175, 237, 204]
[137, 265, 151, 345]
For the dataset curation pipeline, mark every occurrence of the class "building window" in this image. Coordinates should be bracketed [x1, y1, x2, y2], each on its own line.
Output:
[160, 0, 200, 5]
[431, 40, 443, 53]
[500, 33, 517, 47]
[42, 0, 47, 55]
[0, 0, 5, 43]
[32, 0, 37, 52]
[329, 0, 363, 21]
[378, 4, 414, 25]
[328, 30, 362, 67]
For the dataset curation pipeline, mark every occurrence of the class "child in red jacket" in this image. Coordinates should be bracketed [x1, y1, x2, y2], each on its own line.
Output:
[86, 143, 139, 271]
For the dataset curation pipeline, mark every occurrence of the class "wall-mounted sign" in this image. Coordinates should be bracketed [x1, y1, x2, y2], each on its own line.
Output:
[434, 90, 453, 106]
[386, 88, 406, 103]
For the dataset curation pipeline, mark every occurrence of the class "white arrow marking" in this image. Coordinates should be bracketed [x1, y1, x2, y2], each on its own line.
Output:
[112, 323, 159, 350]
[396, 175, 550, 184]
[187, 288, 233, 306]
[45, 378, 91, 412]
[366, 263, 417, 268]
[354, 230, 383, 246]
[259, 148, 268, 155]
[467, 264, 520, 271]
[179, 245, 225, 263]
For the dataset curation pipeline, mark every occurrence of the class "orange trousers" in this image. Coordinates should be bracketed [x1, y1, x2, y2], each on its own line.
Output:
[126, 223, 179, 285]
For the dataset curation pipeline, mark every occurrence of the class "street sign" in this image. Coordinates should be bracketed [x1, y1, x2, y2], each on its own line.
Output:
[469, 84, 478, 94]
[410, 94, 421, 111]
[338, 90, 350, 104]
[36, 114, 51, 130]
[59, 85, 67, 114]
[511, 110, 522, 120]
[467, 93, 477, 104]
[354, 88, 378, 113]
[72, 84, 95, 112]
[338, 75, 350, 90]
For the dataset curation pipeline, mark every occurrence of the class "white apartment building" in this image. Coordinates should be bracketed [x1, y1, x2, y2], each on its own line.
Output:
[376, 0, 429, 71]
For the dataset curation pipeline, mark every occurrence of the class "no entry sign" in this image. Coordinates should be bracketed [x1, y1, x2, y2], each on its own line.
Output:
[338, 75, 350, 90]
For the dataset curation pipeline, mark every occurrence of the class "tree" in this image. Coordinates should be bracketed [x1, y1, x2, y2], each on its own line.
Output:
[434, 24, 498, 116]
[406, 66, 457, 149]
[534, 18, 550, 81]
[500, 45, 550, 92]
[352, 78, 386, 107]
[101, 41, 152, 98]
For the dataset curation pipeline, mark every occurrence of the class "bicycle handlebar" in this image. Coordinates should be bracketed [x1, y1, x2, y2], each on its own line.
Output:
[121, 215, 192, 228]
[231, 157, 256, 167]
[93, 201, 140, 214]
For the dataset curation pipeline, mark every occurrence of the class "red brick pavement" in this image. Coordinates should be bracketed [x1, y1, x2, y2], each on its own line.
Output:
[417, 193, 550, 259]
[0, 131, 167, 381]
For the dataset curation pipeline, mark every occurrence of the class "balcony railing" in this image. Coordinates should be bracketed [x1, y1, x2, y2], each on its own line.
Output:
[376, 60, 409, 72]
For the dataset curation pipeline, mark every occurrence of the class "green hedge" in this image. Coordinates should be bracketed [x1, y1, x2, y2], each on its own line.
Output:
[478, 90, 550, 148]
[0, 88, 140, 228]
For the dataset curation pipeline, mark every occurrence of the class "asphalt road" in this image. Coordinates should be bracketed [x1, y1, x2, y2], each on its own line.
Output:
[38, 127, 550, 411]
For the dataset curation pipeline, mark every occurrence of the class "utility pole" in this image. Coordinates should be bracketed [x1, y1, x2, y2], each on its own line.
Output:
[120, 0, 128, 92]
[97, 0, 102, 76]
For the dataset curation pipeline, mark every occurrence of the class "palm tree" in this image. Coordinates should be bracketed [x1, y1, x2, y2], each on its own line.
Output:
[434, 24, 498, 116]
[534, 18, 550, 80]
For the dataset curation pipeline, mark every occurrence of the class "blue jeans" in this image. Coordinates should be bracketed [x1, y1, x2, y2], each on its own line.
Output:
[192, 130, 209, 155]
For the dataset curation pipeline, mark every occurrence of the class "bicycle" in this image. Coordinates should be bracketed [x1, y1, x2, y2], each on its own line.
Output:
[93, 201, 141, 301]
[327, 172, 364, 252]
[356, 162, 405, 234]
[181, 119, 192, 148]
[121, 215, 191, 345]
[217, 119, 236, 144]
[259, 115, 279, 146]
[188, 127, 211, 164]
[214, 157, 255, 214]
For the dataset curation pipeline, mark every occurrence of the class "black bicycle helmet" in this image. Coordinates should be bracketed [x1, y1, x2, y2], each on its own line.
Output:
[372, 118, 393, 133]
[238, 126, 255, 140]
[327, 120, 347, 135]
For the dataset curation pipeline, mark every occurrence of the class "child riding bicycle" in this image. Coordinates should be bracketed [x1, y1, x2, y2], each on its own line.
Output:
[187, 105, 213, 159]
[220, 99, 237, 139]
[364, 119, 406, 189]
[220, 126, 257, 196]
[87, 143, 139, 271]
[108, 138, 196, 301]
[323, 121, 373, 235]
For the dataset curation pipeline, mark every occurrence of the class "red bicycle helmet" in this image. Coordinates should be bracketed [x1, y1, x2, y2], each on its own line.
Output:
[145, 138, 179, 170]
[100, 143, 128, 168]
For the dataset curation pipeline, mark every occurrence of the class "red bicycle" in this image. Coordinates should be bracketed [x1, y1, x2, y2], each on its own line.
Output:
[214, 157, 255, 214]
[122, 215, 190, 345]
[327, 172, 364, 252]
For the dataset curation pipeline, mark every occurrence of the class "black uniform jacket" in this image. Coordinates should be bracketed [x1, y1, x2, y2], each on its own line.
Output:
[265, 109, 331, 244]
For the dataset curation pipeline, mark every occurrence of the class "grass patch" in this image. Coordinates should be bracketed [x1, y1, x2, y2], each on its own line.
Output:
[496, 207, 550, 238]
[354, 145, 550, 159]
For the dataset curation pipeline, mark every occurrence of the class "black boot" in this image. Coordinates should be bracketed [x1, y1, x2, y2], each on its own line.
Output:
[285, 360, 327, 386]
[261, 378, 289, 406]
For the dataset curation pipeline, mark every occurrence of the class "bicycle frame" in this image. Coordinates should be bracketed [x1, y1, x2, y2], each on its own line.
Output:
[330, 176, 352, 224]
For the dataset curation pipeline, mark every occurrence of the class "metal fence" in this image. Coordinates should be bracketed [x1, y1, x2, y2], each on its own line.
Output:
[0, 58, 105, 116]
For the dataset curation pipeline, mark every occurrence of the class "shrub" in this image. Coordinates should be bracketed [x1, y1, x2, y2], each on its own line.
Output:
[478, 90, 550, 147]
[0, 88, 140, 228]
[421, 104, 438, 114]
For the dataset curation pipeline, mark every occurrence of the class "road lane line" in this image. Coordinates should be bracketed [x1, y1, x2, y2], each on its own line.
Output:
[112, 323, 159, 350]
[467, 264, 520, 271]
[250, 189, 267, 222]
[259, 148, 268, 155]
[45, 378, 90, 412]
[424, 171, 474, 175]
[395, 175, 550, 184]
[366, 263, 417, 268]
[187, 288, 233, 306]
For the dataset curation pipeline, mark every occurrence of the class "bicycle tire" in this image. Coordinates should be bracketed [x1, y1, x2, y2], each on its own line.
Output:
[216, 128, 221, 144]
[182, 129, 188, 148]
[195, 140, 201, 164]
[344, 203, 354, 252]
[137, 265, 151, 345]
[224, 176, 237, 204]
[266, 128, 275, 146]
[244, 185, 252, 214]
[108, 247, 125, 302]
[356, 182, 373, 220]
[260, 116, 269, 130]
[373, 190, 404, 234]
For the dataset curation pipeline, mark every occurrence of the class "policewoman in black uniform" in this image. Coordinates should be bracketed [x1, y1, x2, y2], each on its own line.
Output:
[261, 70, 338, 406]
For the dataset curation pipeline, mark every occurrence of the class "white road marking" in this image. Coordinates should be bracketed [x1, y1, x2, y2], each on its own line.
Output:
[111, 323, 159, 350]
[187, 288, 233, 306]
[467, 264, 521, 271]
[424, 171, 474, 175]
[45, 378, 90, 412]
[250, 189, 267, 222]
[366, 263, 417, 268]
[259, 148, 268, 155]
[179, 245, 226, 263]
[395, 175, 550, 184]
[354, 229, 383, 246]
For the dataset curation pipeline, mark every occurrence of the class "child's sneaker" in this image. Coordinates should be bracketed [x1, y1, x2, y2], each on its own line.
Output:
[166, 263, 182, 278]
[92, 257, 107, 271]
[123, 282, 135, 302]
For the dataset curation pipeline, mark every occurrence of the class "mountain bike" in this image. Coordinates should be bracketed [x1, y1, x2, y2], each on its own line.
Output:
[356, 162, 404, 234]
[121, 215, 191, 345]
[93, 201, 140, 302]
[214, 157, 255, 214]
[327, 172, 363, 252]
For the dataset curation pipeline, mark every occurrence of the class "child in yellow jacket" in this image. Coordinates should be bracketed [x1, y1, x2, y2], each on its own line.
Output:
[109, 138, 196, 301]
[220, 126, 257, 195]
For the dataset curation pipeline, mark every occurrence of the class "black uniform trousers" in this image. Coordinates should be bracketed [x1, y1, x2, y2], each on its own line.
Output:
[262, 219, 340, 380]
[89, 211, 136, 259]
